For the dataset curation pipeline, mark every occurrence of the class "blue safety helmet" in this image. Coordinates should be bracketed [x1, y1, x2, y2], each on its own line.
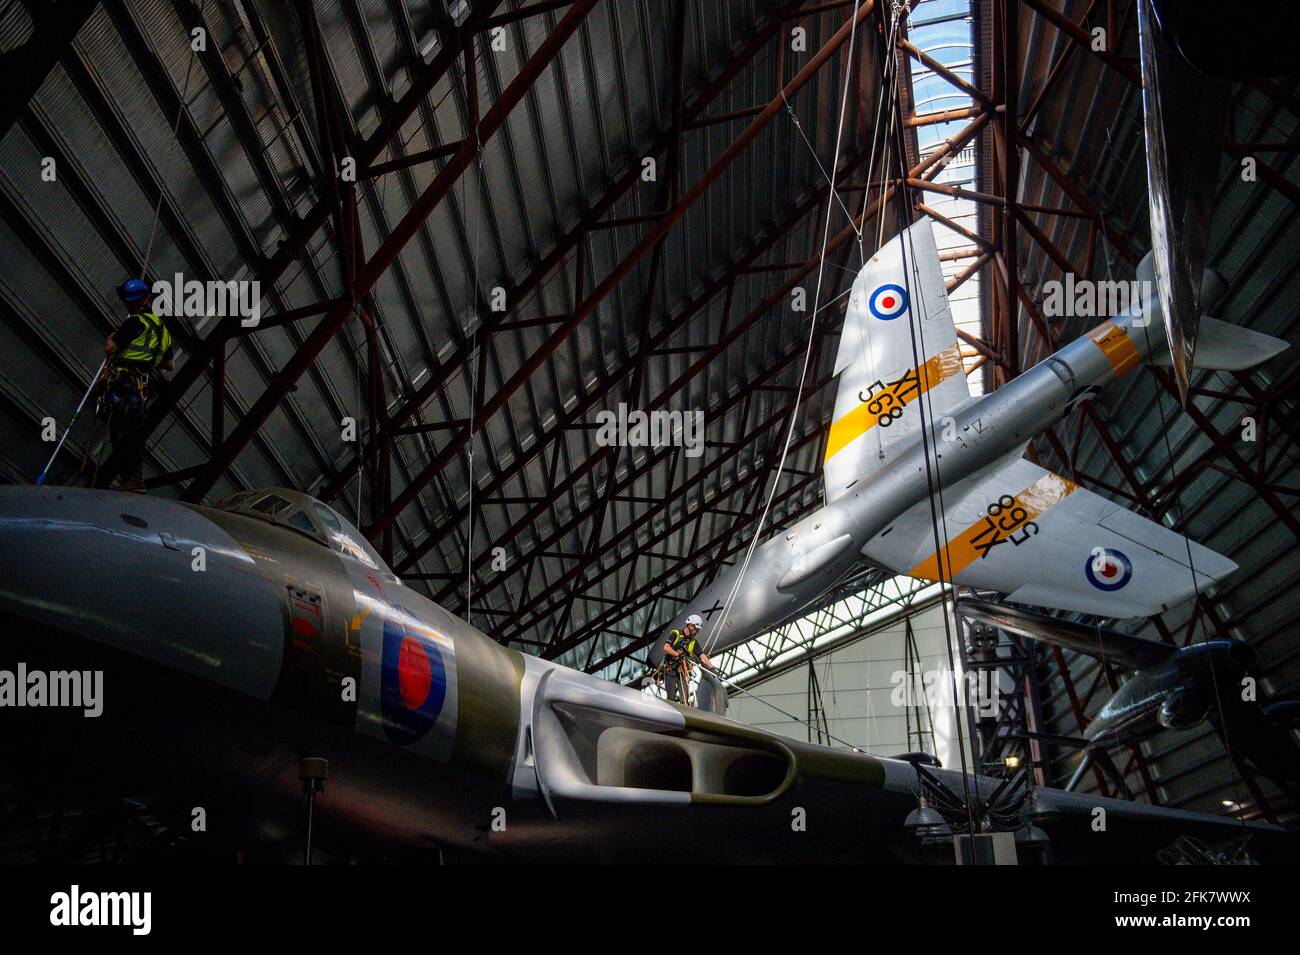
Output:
[118, 278, 151, 303]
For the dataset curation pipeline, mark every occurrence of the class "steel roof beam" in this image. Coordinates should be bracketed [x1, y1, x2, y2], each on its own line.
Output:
[548, 0, 690, 640]
[435, 338, 835, 611]
[0, 0, 99, 140]
[496, 385, 832, 645]
[899, 36, 993, 109]
[566, 474, 826, 667]
[177, 0, 600, 503]
[392, 145, 870, 579]
[367, 1, 878, 536]
[1020, 0, 1140, 86]
[132, 0, 507, 459]
[318, 0, 823, 503]
[386, 145, 874, 575]
[401, 115, 983, 639]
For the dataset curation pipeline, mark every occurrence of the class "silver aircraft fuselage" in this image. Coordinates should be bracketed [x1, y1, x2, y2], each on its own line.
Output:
[655, 305, 1166, 660]
[1084, 641, 1254, 746]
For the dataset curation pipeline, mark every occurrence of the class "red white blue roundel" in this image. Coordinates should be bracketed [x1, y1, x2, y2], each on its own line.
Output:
[868, 284, 909, 321]
[380, 614, 447, 745]
[1086, 548, 1132, 591]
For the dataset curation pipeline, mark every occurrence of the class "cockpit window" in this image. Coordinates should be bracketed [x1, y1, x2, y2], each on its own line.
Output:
[218, 490, 262, 509]
[219, 492, 326, 545]
[250, 494, 293, 516]
[283, 508, 320, 538]
[214, 488, 389, 574]
[313, 502, 343, 534]
[313, 502, 380, 570]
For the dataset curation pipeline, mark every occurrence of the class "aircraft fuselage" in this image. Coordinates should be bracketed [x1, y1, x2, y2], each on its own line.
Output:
[660, 303, 1165, 660]
[1, 485, 1281, 862]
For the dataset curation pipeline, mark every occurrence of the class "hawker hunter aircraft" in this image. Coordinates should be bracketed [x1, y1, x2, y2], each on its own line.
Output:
[655, 221, 1289, 663]
[0, 485, 1292, 862]
[957, 597, 1300, 798]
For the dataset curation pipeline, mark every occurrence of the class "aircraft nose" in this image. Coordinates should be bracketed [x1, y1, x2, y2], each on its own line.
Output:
[0, 486, 284, 697]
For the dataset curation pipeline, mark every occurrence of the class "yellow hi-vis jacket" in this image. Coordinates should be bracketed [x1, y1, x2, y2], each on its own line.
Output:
[668, 629, 698, 657]
[117, 312, 171, 367]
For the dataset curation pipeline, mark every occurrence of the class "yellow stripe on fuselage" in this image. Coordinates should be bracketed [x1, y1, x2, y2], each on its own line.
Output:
[1086, 320, 1141, 377]
[824, 343, 964, 462]
[908, 471, 1080, 581]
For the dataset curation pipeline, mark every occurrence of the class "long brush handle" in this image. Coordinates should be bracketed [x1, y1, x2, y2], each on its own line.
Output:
[37, 358, 107, 485]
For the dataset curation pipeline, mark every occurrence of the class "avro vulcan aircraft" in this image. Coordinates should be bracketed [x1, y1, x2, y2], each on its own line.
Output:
[655, 221, 1289, 662]
[0, 484, 1291, 862]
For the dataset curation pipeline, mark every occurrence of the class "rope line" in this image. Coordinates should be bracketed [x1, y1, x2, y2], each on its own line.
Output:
[704, 0, 864, 656]
[141, 4, 206, 279]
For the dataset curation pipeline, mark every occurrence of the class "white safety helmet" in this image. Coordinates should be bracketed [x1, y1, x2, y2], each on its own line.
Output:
[685, 613, 703, 629]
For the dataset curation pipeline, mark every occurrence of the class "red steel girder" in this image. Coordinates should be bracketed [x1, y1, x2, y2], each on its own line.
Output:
[1148, 368, 1300, 540]
[428, 113, 983, 657]
[138, 0, 509, 455]
[450, 348, 830, 616]
[366, 0, 879, 536]
[393, 145, 870, 575]
[179, 0, 600, 503]
[319, 0, 815, 502]
[1017, 131, 1138, 264]
[498, 383, 833, 648]
[389, 113, 981, 579]
[1021, 0, 1141, 86]
[576, 474, 827, 669]
[1000, 0, 1020, 374]
[550, 0, 692, 641]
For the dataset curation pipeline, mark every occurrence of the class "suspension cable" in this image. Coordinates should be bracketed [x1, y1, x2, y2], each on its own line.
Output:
[140, 2, 206, 279]
[704, 0, 864, 656]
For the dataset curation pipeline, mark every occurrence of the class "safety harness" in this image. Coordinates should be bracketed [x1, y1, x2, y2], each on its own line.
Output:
[97, 312, 170, 424]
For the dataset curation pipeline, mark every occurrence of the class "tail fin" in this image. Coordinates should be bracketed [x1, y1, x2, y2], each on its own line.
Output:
[1135, 254, 1289, 372]
[1150, 315, 1289, 371]
[824, 221, 970, 503]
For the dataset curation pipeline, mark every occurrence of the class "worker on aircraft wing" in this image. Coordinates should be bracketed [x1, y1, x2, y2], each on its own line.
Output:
[661, 613, 714, 704]
[99, 278, 174, 493]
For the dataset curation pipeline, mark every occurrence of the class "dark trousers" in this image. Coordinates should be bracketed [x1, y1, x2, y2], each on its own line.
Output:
[664, 664, 685, 703]
[109, 414, 147, 481]
[105, 369, 153, 482]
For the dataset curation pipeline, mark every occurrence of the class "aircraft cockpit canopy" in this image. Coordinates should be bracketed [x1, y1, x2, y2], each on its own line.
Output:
[215, 488, 393, 578]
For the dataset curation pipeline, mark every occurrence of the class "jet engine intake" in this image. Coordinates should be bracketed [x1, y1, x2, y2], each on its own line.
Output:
[530, 668, 795, 816]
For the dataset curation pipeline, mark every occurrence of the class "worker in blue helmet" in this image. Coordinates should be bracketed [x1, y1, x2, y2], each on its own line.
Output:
[99, 278, 173, 492]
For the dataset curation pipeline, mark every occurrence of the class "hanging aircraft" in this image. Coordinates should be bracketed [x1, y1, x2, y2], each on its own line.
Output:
[956, 597, 1300, 798]
[653, 220, 1289, 664]
[1133, 0, 1298, 403]
[0, 484, 1292, 863]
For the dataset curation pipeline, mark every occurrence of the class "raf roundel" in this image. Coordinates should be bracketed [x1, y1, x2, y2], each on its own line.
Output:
[380, 615, 447, 746]
[868, 284, 909, 321]
[1085, 548, 1133, 591]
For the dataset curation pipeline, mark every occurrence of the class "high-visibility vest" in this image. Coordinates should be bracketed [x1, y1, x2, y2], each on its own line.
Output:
[117, 312, 171, 366]
[669, 629, 697, 656]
